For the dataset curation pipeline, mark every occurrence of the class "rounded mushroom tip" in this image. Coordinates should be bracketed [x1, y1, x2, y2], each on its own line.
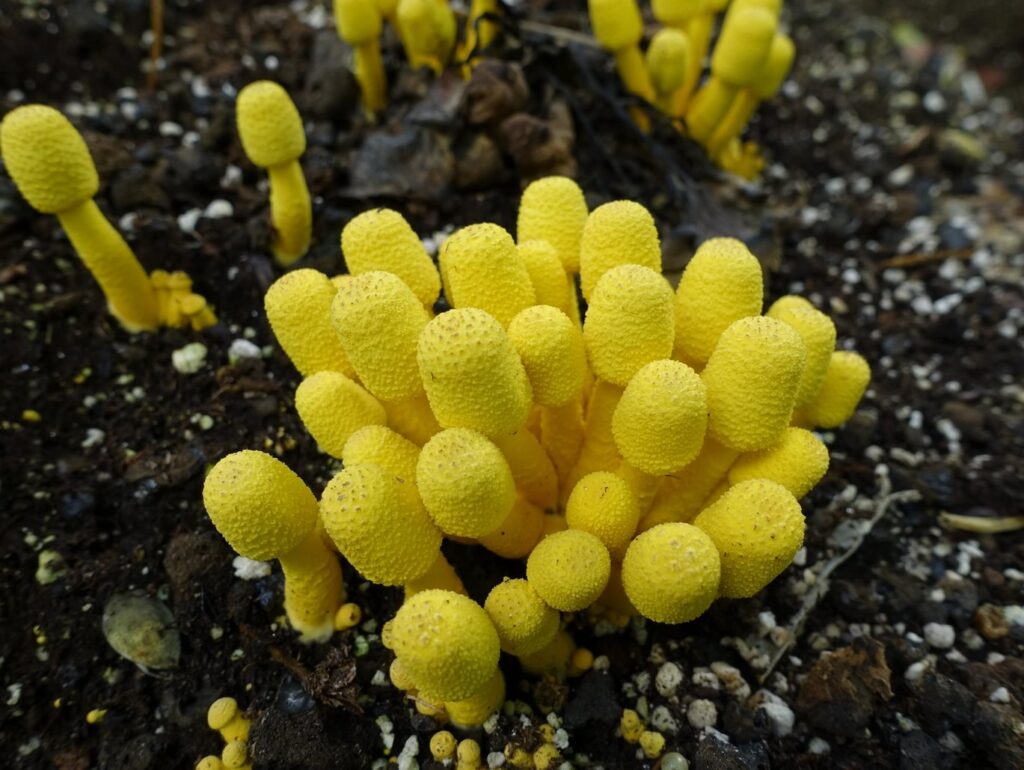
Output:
[236, 80, 305, 168]
[206, 696, 239, 730]
[334, 0, 383, 44]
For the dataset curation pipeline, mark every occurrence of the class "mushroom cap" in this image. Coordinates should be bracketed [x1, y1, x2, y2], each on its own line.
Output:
[693, 479, 804, 598]
[728, 427, 829, 499]
[767, 299, 837, 407]
[320, 463, 441, 586]
[430, 731, 458, 762]
[342, 424, 420, 484]
[295, 371, 387, 458]
[341, 208, 440, 308]
[331, 270, 429, 401]
[478, 497, 545, 559]
[587, 0, 643, 52]
[621, 522, 720, 623]
[333, 0, 382, 45]
[484, 578, 560, 656]
[673, 237, 763, 366]
[417, 308, 533, 437]
[206, 697, 239, 730]
[203, 450, 318, 562]
[701, 316, 806, 451]
[711, 7, 777, 86]
[236, 80, 305, 168]
[579, 200, 661, 301]
[221, 741, 248, 769]
[802, 351, 871, 428]
[565, 471, 640, 560]
[651, 0, 705, 25]
[439, 223, 535, 328]
[517, 176, 588, 273]
[752, 33, 795, 99]
[265, 269, 354, 377]
[444, 669, 506, 728]
[383, 590, 500, 700]
[195, 757, 224, 770]
[526, 530, 611, 611]
[508, 305, 586, 407]
[517, 240, 572, 315]
[583, 264, 675, 387]
[416, 428, 516, 537]
[612, 359, 708, 476]
[0, 105, 98, 214]
[646, 28, 691, 96]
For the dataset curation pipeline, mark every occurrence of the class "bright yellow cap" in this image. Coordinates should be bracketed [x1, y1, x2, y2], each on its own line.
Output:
[383, 590, 500, 700]
[404, 551, 466, 598]
[701, 316, 806, 451]
[416, 428, 516, 537]
[203, 451, 317, 561]
[517, 176, 589, 274]
[295, 371, 387, 458]
[694, 478, 804, 598]
[508, 305, 586, 407]
[342, 424, 420, 484]
[484, 578, 560, 656]
[651, 0, 705, 25]
[439, 223, 536, 327]
[612, 359, 708, 475]
[331, 270, 429, 401]
[195, 757, 223, 770]
[457, 738, 483, 765]
[526, 529, 611, 611]
[646, 28, 690, 97]
[478, 497, 545, 558]
[517, 241, 572, 314]
[0, 105, 98, 213]
[753, 33, 795, 99]
[333, 0, 382, 45]
[565, 471, 640, 559]
[236, 80, 306, 168]
[673, 237, 763, 366]
[265, 269, 354, 377]
[320, 463, 441, 585]
[430, 731, 458, 761]
[711, 8, 777, 86]
[444, 668, 506, 728]
[221, 741, 248, 769]
[621, 522, 720, 623]
[583, 264, 675, 387]
[728, 427, 829, 499]
[579, 201, 661, 300]
[417, 308, 533, 437]
[801, 350, 870, 427]
[767, 299, 836, 407]
[341, 209, 440, 308]
[588, 0, 643, 51]
[206, 697, 239, 730]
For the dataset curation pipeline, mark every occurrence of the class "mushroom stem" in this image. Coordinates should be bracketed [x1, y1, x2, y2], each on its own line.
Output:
[612, 46, 654, 131]
[561, 380, 623, 503]
[277, 529, 345, 643]
[57, 200, 160, 332]
[266, 161, 312, 266]
[685, 77, 739, 145]
[354, 41, 387, 115]
[707, 87, 757, 158]
[539, 399, 585, 485]
[640, 437, 738, 532]
[615, 460, 661, 515]
[385, 392, 442, 445]
[675, 13, 713, 113]
[493, 428, 559, 511]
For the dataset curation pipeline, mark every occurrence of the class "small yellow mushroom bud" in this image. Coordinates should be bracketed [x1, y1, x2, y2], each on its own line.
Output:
[334, 0, 387, 114]
[694, 478, 804, 598]
[439, 223, 536, 328]
[334, 602, 362, 630]
[768, 298, 837, 407]
[457, 738, 483, 770]
[416, 428, 516, 537]
[417, 308, 532, 437]
[383, 589, 500, 700]
[729, 425, 830, 499]
[484, 578, 559, 656]
[799, 350, 871, 428]
[1, 105, 159, 331]
[517, 176, 589, 274]
[701, 316, 806, 451]
[341, 208, 440, 308]
[578, 201, 661, 301]
[444, 668, 505, 728]
[265, 269, 355, 377]
[588, 0, 655, 128]
[397, 0, 456, 74]
[236, 81, 311, 265]
[342, 424, 420, 484]
[612, 359, 708, 476]
[203, 451, 343, 642]
[207, 697, 251, 744]
[405, 551, 466, 598]
[565, 471, 640, 559]
[517, 241, 573, 316]
[621, 522, 720, 623]
[673, 237, 764, 367]
[221, 740, 248, 770]
[85, 708, 107, 724]
[478, 497, 545, 558]
[320, 463, 441, 585]
[295, 371, 387, 458]
[652, 0, 706, 113]
[195, 757, 223, 770]
[583, 264, 675, 387]
[331, 270, 430, 401]
[430, 730, 458, 762]
[646, 28, 690, 115]
[526, 530, 611, 611]
[518, 629, 575, 678]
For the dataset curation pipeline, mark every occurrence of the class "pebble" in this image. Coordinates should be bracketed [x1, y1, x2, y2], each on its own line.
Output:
[989, 687, 1010, 704]
[177, 208, 202, 233]
[923, 623, 955, 650]
[203, 199, 234, 219]
[233, 556, 271, 580]
[659, 752, 689, 770]
[685, 699, 717, 729]
[229, 338, 263, 363]
[752, 691, 795, 737]
[808, 737, 831, 754]
[172, 342, 208, 374]
[655, 662, 684, 697]
[709, 662, 751, 700]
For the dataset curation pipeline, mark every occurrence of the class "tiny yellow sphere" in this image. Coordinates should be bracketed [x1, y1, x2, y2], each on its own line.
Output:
[564, 471, 640, 559]
[728, 427, 829, 499]
[457, 738, 482, 765]
[517, 176, 589, 274]
[579, 200, 661, 300]
[430, 730, 458, 761]
[526, 530, 611, 611]
[334, 602, 362, 631]
[484, 578, 560, 656]
[508, 305, 586, 407]
[295, 371, 387, 458]
[206, 697, 239, 730]
[236, 80, 306, 168]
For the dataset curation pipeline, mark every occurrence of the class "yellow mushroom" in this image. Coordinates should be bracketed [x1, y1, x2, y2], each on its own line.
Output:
[430, 731, 458, 763]
[587, 0, 655, 130]
[236, 81, 311, 265]
[728, 426, 829, 499]
[565, 471, 640, 559]
[517, 241, 573, 317]
[767, 297, 837, 407]
[221, 741, 250, 770]
[342, 424, 420, 484]
[701, 316, 806, 451]
[798, 351, 871, 428]
[578, 201, 662, 301]
[484, 578, 559, 656]
[516, 176, 589, 275]
[195, 757, 224, 770]
[334, 0, 387, 114]
[203, 451, 343, 642]
[265, 269, 355, 377]
[383, 589, 500, 700]
[206, 697, 250, 744]
[526, 529, 611, 611]
[651, 0, 706, 113]
[295, 371, 387, 458]
[320, 463, 441, 585]
[478, 496, 546, 558]
[673, 237, 763, 368]
[460, 0, 500, 68]
[0, 105, 159, 331]
[456, 738, 483, 770]
[443, 668, 505, 729]
[397, 0, 456, 74]
[341, 208, 440, 308]
[645, 27, 690, 116]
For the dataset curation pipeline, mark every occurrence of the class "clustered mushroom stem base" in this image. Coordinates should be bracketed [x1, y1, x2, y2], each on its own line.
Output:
[708, 88, 759, 159]
[279, 529, 346, 643]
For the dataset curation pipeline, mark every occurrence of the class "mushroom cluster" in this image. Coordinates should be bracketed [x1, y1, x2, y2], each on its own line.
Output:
[588, 0, 795, 178]
[202, 175, 869, 730]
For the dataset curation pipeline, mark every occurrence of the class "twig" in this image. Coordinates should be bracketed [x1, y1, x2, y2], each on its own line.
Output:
[939, 512, 1024, 534]
[878, 247, 972, 269]
[147, 0, 164, 92]
[518, 20, 601, 49]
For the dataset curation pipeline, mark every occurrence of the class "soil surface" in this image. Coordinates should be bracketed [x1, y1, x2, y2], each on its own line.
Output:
[1, 1, 1022, 769]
